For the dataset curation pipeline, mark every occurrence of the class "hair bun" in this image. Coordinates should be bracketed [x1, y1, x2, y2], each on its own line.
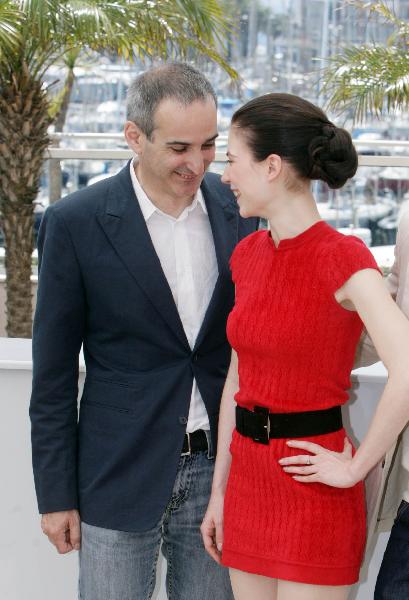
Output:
[322, 123, 336, 139]
[308, 125, 358, 189]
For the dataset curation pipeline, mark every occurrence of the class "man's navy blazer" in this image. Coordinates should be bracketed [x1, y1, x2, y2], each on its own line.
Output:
[30, 163, 257, 532]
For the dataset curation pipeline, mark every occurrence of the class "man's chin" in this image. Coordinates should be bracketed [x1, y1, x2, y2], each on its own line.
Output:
[173, 174, 203, 194]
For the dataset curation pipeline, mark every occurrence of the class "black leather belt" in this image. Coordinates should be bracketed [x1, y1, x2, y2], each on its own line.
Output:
[181, 429, 209, 456]
[236, 404, 342, 445]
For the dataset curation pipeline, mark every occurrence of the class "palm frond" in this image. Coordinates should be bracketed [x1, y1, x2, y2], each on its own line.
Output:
[321, 1, 409, 122]
[322, 44, 409, 121]
[0, 0, 22, 55]
[2, 1, 236, 80]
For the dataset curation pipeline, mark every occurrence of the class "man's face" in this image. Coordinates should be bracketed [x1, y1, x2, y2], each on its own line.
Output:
[126, 96, 218, 204]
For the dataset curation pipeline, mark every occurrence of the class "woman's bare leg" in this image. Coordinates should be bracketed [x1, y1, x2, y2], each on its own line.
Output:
[277, 579, 350, 600]
[229, 568, 277, 600]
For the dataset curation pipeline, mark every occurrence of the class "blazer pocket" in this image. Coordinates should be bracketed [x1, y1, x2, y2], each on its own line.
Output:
[80, 377, 144, 415]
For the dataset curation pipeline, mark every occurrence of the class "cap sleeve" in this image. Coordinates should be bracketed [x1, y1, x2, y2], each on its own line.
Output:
[325, 235, 382, 293]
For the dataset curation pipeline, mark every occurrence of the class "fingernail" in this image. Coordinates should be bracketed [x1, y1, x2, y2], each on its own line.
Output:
[217, 543, 222, 551]
[74, 543, 80, 551]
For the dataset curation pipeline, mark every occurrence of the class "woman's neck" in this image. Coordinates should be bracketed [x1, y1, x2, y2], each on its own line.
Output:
[266, 189, 321, 245]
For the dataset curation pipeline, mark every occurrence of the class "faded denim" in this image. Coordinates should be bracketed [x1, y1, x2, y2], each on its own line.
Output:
[79, 448, 233, 600]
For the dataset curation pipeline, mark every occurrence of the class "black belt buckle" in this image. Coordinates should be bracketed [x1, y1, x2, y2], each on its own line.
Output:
[253, 406, 270, 445]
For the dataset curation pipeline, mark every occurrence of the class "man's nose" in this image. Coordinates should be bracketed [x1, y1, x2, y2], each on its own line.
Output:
[186, 152, 206, 175]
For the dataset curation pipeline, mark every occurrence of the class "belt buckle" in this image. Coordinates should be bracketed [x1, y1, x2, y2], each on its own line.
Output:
[253, 406, 270, 445]
[181, 432, 191, 456]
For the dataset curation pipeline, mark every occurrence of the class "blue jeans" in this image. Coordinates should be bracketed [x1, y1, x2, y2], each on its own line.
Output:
[375, 500, 409, 599]
[78, 447, 233, 600]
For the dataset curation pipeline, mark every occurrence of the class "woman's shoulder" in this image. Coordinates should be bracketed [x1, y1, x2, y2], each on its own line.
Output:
[318, 228, 381, 291]
[316, 225, 373, 264]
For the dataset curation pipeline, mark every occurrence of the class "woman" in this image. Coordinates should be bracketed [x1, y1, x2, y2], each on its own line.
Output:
[200, 93, 409, 600]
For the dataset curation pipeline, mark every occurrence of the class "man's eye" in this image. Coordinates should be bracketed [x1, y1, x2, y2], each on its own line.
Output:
[202, 143, 215, 150]
[171, 147, 187, 153]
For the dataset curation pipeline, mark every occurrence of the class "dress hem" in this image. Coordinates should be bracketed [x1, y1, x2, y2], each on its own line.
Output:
[221, 548, 360, 586]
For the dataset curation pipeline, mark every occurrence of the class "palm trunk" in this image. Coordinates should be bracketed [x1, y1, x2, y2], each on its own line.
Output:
[49, 67, 75, 203]
[0, 63, 51, 337]
[2, 204, 34, 337]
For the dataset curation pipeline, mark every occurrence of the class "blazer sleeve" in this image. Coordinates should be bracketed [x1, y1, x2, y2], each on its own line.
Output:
[30, 205, 85, 514]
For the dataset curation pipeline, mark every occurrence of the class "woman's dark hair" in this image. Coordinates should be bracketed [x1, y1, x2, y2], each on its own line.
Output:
[231, 93, 358, 189]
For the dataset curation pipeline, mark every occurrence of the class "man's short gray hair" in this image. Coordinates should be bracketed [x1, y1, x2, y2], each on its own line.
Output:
[126, 63, 217, 139]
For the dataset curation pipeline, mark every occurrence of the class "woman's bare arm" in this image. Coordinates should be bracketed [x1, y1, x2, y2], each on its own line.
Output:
[201, 349, 239, 562]
[279, 268, 409, 487]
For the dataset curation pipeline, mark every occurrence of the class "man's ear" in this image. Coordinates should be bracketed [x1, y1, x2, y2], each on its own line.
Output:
[124, 121, 146, 154]
[266, 154, 282, 181]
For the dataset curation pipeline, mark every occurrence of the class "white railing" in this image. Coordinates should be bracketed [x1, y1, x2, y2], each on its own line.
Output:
[47, 133, 409, 167]
[1, 135, 409, 278]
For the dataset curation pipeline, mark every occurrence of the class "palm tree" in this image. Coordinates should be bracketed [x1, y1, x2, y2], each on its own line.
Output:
[0, 0, 236, 338]
[321, 1, 409, 123]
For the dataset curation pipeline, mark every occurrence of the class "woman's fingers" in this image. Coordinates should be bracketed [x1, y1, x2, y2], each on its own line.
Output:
[278, 437, 357, 487]
[292, 474, 320, 483]
[282, 465, 317, 475]
[286, 440, 325, 453]
[200, 517, 222, 564]
[278, 454, 315, 466]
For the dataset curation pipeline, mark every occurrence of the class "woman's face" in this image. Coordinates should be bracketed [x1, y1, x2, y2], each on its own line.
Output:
[221, 127, 271, 218]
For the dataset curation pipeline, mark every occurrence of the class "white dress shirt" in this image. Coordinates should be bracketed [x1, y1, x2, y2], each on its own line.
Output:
[129, 160, 218, 432]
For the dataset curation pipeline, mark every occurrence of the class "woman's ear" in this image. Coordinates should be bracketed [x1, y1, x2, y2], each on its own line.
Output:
[266, 154, 282, 181]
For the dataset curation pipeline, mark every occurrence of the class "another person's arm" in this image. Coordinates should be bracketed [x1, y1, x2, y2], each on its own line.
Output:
[279, 268, 409, 487]
[201, 350, 238, 563]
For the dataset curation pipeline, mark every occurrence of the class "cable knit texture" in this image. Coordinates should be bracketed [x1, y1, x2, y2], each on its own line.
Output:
[221, 221, 382, 585]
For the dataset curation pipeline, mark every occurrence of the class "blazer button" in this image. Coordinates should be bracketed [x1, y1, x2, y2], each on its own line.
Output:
[179, 416, 188, 425]
[192, 353, 199, 362]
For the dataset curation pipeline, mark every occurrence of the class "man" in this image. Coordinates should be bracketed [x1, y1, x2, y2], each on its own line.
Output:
[30, 63, 257, 600]
[355, 207, 409, 598]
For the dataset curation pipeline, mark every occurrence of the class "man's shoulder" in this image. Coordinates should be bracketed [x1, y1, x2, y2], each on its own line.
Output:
[49, 166, 128, 222]
[399, 206, 409, 240]
[51, 176, 113, 219]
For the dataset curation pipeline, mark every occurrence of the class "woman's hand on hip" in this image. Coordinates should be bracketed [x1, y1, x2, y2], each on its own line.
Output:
[200, 491, 225, 564]
[278, 437, 360, 488]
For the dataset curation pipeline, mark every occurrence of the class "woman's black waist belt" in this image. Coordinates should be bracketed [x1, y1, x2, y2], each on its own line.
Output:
[235, 404, 342, 445]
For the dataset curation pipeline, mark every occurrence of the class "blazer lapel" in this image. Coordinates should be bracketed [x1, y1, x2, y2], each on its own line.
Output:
[96, 164, 190, 349]
[194, 176, 238, 349]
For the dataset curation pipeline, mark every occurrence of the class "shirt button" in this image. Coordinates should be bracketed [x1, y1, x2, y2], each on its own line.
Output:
[179, 416, 188, 425]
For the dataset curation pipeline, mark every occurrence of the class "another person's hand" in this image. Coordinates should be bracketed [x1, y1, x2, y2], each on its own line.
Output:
[278, 437, 359, 488]
[200, 491, 225, 564]
[41, 509, 81, 554]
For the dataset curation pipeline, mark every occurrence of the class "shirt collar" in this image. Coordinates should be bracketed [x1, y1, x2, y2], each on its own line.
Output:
[129, 159, 207, 222]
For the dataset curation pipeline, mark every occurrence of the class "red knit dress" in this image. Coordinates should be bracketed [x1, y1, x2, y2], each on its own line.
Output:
[221, 221, 381, 586]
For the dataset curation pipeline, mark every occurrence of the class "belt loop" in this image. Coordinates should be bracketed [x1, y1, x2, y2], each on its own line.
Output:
[205, 430, 214, 460]
[181, 432, 191, 456]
